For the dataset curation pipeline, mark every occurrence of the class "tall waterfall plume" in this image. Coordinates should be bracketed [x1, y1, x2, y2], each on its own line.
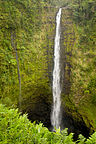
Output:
[51, 8, 62, 129]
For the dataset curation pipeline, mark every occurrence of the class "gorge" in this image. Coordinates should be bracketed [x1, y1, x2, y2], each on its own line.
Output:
[0, 0, 96, 141]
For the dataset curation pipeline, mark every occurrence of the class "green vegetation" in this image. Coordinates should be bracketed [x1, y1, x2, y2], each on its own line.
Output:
[0, 0, 55, 111]
[69, 0, 96, 130]
[1, 104, 96, 144]
[1, 0, 96, 142]
[50, 0, 70, 7]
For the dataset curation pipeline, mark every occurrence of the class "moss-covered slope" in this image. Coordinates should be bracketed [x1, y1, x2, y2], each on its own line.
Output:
[0, 0, 56, 126]
[60, 1, 96, 133]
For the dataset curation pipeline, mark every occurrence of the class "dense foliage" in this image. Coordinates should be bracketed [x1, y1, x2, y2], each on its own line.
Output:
[1, 0, 96, 141]
[50, 0, 70, 6]
[0, 0, 54, 111]
[69, 0, 96, 129]
[1, 104, 96, 144]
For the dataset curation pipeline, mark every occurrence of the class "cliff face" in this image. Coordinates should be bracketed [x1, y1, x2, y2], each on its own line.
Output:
[1, 0, 96, 136]
[59, 8, 90, 137]
[0, 0, 57, 127]
[22, 7, 57, 127]
[60, 7, 96, 135]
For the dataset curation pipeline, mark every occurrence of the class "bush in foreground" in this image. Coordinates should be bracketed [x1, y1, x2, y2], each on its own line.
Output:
[0, 104, 96, 144]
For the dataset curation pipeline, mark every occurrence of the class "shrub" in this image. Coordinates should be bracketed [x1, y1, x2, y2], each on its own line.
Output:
[0, 104, 75, 144]
[0, 104, 96, 144]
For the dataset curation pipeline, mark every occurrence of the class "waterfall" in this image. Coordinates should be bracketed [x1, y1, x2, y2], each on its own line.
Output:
[51, 8, 62, 129]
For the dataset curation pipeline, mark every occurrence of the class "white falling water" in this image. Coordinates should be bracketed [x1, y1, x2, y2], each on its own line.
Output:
[51, 8, 62, 129]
